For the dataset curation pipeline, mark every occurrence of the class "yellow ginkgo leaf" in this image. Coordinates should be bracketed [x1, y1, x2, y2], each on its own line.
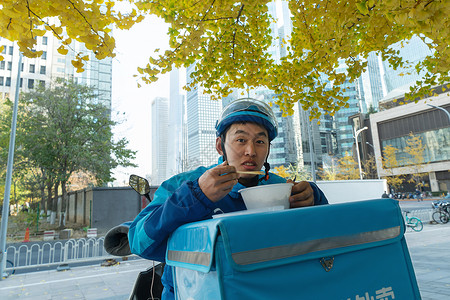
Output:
[57, 46, 68, 55]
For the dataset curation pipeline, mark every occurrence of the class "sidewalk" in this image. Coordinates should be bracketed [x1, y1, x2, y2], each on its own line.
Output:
[404, 222, 450, 300]
[0, 258, 150, 300]
[1, 223, 449, 300]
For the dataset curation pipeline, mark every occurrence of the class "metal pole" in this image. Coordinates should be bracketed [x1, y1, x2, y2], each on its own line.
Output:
[354, 127, 368, 180]
[0, 52, 22, 280]
[307, 111, 316, 182]
[426, 103, 450, 122]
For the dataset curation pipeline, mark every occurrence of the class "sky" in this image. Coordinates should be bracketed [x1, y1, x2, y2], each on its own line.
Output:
[111, 16, 171, 186]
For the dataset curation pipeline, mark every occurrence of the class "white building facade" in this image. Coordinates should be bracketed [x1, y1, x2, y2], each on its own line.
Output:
[0, 33, 112, 108]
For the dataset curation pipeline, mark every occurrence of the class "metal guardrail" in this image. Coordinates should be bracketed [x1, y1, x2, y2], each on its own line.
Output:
[402, 209, 434, 223]
[4, 237, 113, 272]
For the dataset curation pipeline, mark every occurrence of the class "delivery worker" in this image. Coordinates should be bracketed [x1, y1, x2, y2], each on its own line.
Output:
[128, 98, 329, 299]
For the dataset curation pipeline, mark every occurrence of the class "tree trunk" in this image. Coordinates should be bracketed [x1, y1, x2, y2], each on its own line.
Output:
[50, 181, 59, 225]
[40, 185, 46, 216]
[46, 181, 52, 217]
[59, 181, 67, 229]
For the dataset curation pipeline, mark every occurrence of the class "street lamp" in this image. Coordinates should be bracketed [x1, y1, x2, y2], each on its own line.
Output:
[0, 53, 22, 280]
[426, 103, 450, 122]
[354, 126, 368, 180]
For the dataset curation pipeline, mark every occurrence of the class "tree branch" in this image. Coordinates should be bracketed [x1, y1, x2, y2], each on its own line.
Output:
[25, 6, 81, 57]
[26, 0, 34, 39]
[198, 16, 235, 22]
[423, 0, 435, 8]
[232, 5, 245, 59]
[66, 0, 113, 55]
[200, 0, 216, 22]
[66, 0, 100, 36]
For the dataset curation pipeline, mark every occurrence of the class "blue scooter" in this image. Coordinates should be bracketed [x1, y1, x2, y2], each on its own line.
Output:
[104, 175, 164, 300]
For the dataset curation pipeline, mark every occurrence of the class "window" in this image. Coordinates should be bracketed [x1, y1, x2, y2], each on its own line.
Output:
[21, 63, 23, 71]
[40, 65, 46, 74]
[57, 67, 65, 73]
[0, 76, 3, 86]
[0, 61, 4, 69]
[57, 58, 65, 63]
[19, 78, 23, 88]
[1, 46, 5, 54]
[29, 64, 35, 73]
[28, 79, 34, 89]
[42, 36, 48, 45]
[41, 51, 47, 60]
[8, 46, 13, 55]
[7, 61, 12, 70]
[39, 80, 45, 87]
[5, 77, 11, 86]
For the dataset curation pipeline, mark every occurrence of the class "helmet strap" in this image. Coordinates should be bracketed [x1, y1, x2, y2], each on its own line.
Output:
[220, 134, 227, 162]
[260, 144, 271, 182]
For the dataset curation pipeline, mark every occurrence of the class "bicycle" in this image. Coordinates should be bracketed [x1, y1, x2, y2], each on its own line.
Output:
[404, 211, 423, 232]
[2, 259, 15, 278]
[432, 201, 450, 224]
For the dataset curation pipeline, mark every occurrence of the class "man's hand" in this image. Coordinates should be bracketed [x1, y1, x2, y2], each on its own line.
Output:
[287, 180, 314, 208]
[199, 161, 239, 202]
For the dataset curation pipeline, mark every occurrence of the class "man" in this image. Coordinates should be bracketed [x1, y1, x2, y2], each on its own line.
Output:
[128, 98, 328, 299]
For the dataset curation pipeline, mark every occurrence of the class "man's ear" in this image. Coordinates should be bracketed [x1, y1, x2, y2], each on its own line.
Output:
[216, 137, 223, 155]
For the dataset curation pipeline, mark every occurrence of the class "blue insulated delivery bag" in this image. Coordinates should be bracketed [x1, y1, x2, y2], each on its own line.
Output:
[166, 199, 421, 299]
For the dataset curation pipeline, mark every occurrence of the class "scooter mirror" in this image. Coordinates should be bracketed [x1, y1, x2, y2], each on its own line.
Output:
[129, 175, 150, 196]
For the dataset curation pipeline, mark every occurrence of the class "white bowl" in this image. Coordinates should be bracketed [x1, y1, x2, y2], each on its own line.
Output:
[238, 183, 294, 210]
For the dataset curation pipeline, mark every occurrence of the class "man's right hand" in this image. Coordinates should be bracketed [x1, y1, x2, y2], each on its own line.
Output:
[198, 161, 239, 202]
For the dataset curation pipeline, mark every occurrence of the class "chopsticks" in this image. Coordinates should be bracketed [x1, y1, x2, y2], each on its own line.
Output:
[236, 170, 265, 175]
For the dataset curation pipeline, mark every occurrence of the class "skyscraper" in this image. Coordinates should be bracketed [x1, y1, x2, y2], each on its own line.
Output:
[151, 97, 169, 185]
[185, 63, 222, 169]
[360, 52, 387, 111]
[250, 2, 302, 170]
[166, 69, 185, 178]
[266, 1, 281, 64]
[382, 35, 432, 93]
[278, 1, 336, 175]
[334, 72, 362, 156]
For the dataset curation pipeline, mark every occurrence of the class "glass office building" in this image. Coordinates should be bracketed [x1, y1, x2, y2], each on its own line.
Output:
[378, 108, 450, 165]
[382, 35, 432, 93]
[371, 88, 450, 192]
[151, 97, 169, 185]
[186, 63, 222, 169]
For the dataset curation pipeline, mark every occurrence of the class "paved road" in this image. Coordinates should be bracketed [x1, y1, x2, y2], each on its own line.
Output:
[1, 221, 449, 299]
[398, 198, 437, 211]
[404, 222, 450, 300]
[0, 258, 148, 300]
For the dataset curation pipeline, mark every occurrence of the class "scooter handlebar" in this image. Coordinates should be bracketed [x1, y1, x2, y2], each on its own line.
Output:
[104, 223, 132, 256]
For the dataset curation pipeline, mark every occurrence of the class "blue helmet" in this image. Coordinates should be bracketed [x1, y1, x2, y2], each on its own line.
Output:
[215, 98, 278, 141]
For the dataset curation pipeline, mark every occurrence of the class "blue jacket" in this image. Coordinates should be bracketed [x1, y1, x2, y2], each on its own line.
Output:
[128, 163, 328, 299]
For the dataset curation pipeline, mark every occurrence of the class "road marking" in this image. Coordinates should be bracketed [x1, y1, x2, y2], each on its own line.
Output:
[0, 267, 143, 290]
